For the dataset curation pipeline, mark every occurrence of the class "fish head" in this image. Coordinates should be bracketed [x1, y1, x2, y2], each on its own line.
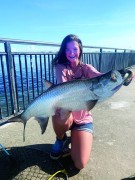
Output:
[93, 70, 123, 101]
[100, 70, 123, 91]
[109, 69, 133, 92]
[110, 70, 123, 92]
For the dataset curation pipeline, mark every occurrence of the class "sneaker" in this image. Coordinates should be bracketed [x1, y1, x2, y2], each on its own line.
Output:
[50, 134, 68, 160]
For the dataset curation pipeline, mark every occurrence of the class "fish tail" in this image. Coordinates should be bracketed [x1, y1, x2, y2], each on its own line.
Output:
[7, 113, 27, 142]
[23, 122, 26, 142]
[0, 114, 24, 127]
[7, 114, 22, 123]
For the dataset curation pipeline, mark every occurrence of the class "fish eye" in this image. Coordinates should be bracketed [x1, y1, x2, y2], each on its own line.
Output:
[111, 72, 117, 81]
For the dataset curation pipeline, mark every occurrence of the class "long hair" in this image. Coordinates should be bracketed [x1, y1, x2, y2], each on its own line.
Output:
[52, 34, 83, 67]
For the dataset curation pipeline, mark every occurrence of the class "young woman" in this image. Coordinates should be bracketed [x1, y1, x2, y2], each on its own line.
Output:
[50, 34, 103, 170]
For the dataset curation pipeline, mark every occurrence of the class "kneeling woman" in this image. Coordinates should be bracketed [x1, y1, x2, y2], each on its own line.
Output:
[50, 34, 102, 170]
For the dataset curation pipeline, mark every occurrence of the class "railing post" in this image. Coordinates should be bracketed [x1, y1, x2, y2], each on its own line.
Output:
[4, 42, 18, 115]
[0, 107, 2, 119]
[99, 48, 102, 72]
[113, 49, 117, 69]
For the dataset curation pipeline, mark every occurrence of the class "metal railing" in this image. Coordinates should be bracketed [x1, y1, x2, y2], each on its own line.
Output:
[0, 38, 135, 119]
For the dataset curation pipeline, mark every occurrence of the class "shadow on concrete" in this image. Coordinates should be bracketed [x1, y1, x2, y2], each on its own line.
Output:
[121, 175, 135, 180]
[0, 144, 80, 180]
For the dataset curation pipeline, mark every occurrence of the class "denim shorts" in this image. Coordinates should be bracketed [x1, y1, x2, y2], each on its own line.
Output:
[70, 122, 93, 134]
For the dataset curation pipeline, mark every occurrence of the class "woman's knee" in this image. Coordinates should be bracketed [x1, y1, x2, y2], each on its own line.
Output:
[52, 112, 73, 127]
[73, 159, 88, 170]
[52, 116, 70, 127]
[71, 130, 93, 170]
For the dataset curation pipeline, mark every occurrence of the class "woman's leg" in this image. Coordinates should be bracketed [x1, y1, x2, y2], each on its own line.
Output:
[52, 110, 73, 140]
[71, 130, 93, 170]
[50, 111, 74, 159]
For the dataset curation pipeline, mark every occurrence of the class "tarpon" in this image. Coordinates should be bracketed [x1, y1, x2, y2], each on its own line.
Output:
[0, 69, 133, 141]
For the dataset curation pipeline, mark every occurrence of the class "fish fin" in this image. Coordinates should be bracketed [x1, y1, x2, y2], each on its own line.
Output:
[42, 79, 54, 91]
[86, 100, 98, 111]
[36, 117, 49, 134]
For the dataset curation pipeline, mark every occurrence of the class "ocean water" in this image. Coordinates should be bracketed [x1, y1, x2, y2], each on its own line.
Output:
[0, 54, 56, 118]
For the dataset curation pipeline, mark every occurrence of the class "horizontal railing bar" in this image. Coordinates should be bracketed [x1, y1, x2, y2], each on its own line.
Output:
[11, 52, 57, 55]
[0, 38, 134, 51]
[0, 52, 6, 55]
[0, 51, 134, 55]
[0, 38, 60, 47]
[83, 46, 130, 51]
[0, 52, 56, 55]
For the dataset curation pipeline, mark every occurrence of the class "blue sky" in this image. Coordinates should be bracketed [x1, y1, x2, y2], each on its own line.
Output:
[0, 0, 135, 49]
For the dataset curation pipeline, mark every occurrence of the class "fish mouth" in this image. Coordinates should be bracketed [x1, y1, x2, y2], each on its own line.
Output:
[111, 69, 133, 91]
[118, 69, 132, 79]
[118, 69, 133, 86]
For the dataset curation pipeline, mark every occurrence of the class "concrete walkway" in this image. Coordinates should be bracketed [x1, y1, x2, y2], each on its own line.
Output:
[0, 68, 135, 180]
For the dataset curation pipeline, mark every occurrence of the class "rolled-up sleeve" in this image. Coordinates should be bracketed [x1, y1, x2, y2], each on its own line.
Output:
[85, 64, 103, 78]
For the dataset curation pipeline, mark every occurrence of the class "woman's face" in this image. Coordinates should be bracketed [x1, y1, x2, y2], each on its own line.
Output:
[65, 41, 80, 64]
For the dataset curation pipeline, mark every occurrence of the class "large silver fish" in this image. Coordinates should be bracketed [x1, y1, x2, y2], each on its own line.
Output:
[0, 69, 133, 141]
